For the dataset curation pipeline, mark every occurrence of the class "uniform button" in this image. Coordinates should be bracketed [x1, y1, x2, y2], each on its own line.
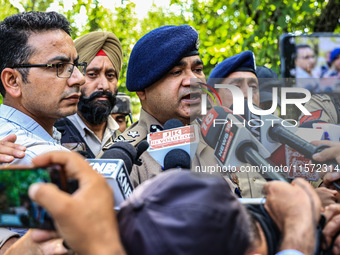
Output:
[252, 177, 256, 182]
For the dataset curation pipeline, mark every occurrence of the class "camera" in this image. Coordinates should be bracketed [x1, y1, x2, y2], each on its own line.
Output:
[0, 165, 77, 229]
[280, 33, 340, 94]
[242, 199, 337, 255]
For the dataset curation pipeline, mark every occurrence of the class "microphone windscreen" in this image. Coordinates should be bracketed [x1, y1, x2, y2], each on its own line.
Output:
[164, 119, 184, 130]
[101, 142, 137, 174]
[163, 149, 191, 170]
[136, 140, 149, 155]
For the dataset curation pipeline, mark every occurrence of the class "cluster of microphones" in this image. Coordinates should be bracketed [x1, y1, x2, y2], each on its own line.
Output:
[84, 100, 340, 210]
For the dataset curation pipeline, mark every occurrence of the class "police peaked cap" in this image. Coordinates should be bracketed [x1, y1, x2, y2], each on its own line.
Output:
[126, 25, 200, 92]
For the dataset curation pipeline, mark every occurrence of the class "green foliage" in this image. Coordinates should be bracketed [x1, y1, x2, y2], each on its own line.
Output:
[21, 0, 54, 11]
[154, 0, 334, 76]
[0, 0, 339, 119]
[0, 1, 19, 20]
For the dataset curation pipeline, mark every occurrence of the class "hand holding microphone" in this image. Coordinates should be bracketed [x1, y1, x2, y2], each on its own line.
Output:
[312, 140, 340, 192]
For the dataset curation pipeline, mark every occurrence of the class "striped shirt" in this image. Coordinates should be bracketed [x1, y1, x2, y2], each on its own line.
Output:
[0, 104, 68, 165]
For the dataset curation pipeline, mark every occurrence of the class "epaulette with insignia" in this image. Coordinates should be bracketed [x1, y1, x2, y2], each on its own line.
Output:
[108, 121, 148, 148]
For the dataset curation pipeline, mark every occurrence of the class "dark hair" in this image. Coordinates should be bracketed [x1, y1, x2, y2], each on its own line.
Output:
[0, 11, 72, 96]
[293, 44, 314, 60]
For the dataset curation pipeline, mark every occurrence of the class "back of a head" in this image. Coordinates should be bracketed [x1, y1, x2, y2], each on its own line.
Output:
[0, 11, 71, 96]
[255, 66, 278, 80]
[255, 66, 279, 89]
[118, 170, 250, 255]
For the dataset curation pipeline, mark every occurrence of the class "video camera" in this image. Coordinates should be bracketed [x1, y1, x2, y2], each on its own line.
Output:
[280, 33, 340, 94]
[241, 198, 336, 255]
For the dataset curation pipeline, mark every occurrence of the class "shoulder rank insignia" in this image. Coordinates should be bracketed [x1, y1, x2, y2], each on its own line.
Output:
[127, 130, 140, 138]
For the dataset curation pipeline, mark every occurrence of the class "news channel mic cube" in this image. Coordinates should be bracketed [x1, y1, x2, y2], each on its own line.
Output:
[147, 125, 200, 167]
[87, 159, 134, 210]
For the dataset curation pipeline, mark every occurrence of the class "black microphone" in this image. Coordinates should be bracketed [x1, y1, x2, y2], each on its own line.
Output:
[163, 149, 191, 170]
[163, 119, 184, 130]
[101, 142, 137, 174]
[201, 107, 286, 182]
[135, 140, 150, 166]
[238, 100, 336, 165]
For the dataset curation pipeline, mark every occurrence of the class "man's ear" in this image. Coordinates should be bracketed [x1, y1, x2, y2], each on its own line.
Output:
[136, 90, 146, 101]
[1, 68, 22, 98]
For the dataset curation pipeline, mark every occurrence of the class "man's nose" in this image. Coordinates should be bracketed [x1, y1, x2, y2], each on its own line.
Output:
[183, 71, 205, 88]
[68, 66, 86, 87]
[96, 75, 111, 91]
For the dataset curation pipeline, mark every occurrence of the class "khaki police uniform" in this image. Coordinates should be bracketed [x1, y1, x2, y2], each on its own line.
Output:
[111, 109, 237, 193]
[299, 94, 339, 124]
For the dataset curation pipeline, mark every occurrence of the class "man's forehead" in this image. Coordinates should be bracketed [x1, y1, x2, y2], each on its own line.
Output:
[298, 47, 313, 54]
[87, 55, 116, 70]
[27, 30, 77, 61]
[225, 71, 258, 80]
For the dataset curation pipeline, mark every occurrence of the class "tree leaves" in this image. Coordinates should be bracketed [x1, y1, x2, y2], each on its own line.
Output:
[0, 0, 339, 117]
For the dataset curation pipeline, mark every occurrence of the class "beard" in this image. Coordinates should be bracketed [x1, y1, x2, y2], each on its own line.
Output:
[77, 90, 116, 125]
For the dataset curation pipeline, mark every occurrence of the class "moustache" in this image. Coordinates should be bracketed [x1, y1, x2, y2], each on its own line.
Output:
[80, 90, 115, 103]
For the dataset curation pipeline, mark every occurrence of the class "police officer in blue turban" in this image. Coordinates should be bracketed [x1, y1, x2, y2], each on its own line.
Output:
[113, 25, 237, 193]
[207, 50, 260, 108]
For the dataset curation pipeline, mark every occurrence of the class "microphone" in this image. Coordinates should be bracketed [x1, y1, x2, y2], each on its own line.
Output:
[101, 142, 137, 174]
[237, 100, 335, 164]
[201, 107, 286, 182]
[163, 149, 191, 170]
[87, 142, 138, 209]
[147, 119, 199, 168]
[164, 119, 184, 130]
[135, 140, 150, 166]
